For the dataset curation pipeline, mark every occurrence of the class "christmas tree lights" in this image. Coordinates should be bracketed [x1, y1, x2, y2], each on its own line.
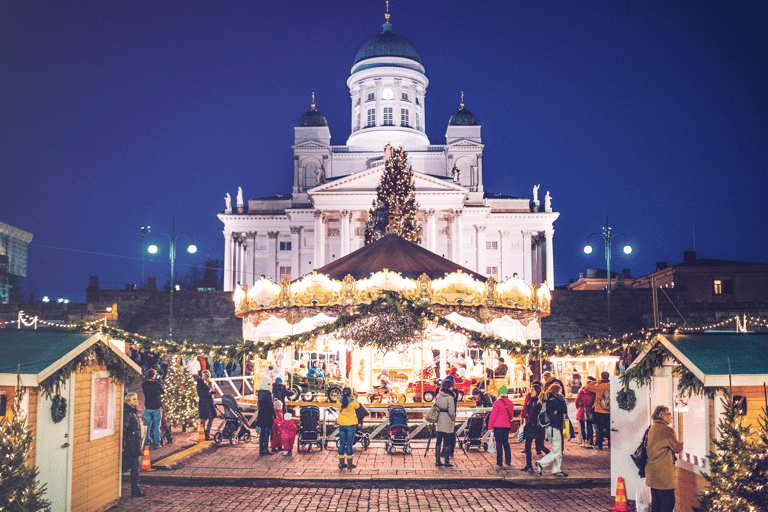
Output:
[161, 360, 199, 428]
[365, 144, 422, 244]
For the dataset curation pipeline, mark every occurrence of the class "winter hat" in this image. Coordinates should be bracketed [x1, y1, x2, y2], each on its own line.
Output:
[275, 377, 283, 384]
[300, 364, 306, 369]
[284, 413, 292, 421]
[274, 399, 283, 410]
[498, 385, 508, 396]
[260, 375, 271, 391]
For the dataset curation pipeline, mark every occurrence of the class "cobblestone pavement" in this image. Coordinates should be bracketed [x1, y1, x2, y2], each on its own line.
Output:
[111, 483, 624, 511]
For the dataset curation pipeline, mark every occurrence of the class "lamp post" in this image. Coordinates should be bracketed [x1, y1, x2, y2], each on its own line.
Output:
[147, 216, 196, 340]
[583, 218, 632, 335]
[140, 225, 150, 288]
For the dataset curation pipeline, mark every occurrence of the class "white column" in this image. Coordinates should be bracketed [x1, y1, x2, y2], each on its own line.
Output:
[244, 234, 253, 286]
[427, 209, 437, 253]
[237, 235, 245, 286]
[475, 225, 487, 275]
[293, 156, 300, 194]
[522, 230, 532, 285]
[223, 231, 233, 291]
[313, 211, 326, 268]
[498, 230, 510, 279]
[453, 209, 464, 266]
[268, 232, 279, 281]
[290, 226, 301, 279]
[340, 210, 350, 256]
[250, 232, 258, 285]
[545, 229, 555, 286]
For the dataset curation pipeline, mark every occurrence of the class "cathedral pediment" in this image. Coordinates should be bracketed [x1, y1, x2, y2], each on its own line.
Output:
[446, 139, 484, 149]
[309, 165, 468, 196]
[292, 141, 331, 151]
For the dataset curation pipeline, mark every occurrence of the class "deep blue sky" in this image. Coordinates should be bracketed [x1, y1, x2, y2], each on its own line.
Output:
[2, 0, 767, 303]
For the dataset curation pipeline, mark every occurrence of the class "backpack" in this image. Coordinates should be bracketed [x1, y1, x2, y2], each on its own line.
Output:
[537, 401, 551, 428]
[600, 389, 610, 411]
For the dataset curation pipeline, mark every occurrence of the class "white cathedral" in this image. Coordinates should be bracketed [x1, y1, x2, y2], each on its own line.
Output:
[219, 11, 559, 292]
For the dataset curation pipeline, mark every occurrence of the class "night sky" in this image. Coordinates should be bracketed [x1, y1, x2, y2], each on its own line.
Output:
[2, 0, 767, 303]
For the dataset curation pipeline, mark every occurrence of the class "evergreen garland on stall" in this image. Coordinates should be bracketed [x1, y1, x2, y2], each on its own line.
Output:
[364, 144, 422, 244]
[0, 373, 51, 512]
[161, 360, 199, 428]
[694, 386, 768, 511]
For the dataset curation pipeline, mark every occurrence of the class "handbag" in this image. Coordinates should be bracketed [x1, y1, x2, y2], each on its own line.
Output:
[517, 421, 525, 444]
[631, 427, 651, 477]
[487, 433, 496, 453]
[426, 403, 440, 424]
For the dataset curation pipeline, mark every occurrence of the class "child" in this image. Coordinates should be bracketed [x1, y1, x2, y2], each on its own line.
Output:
[271, 399, 284, 452]
[281, 413, 297, 455]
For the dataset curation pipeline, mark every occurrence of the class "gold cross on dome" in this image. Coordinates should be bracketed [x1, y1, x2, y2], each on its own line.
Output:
[461, 91, 464, 108]
[311, 92, 315, 110]
[385, 1, 390, 22]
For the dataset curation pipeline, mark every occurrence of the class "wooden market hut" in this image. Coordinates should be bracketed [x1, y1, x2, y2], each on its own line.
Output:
[0, 329, 141, 512]
[616, 332, 768, 512]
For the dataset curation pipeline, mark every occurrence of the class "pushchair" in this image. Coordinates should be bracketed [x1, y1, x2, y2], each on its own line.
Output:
[460, 412, 488, 452]
[159, 407, 173, 445]
[385, 405, 412, 454]
[297, 405, 323, 452]
[213, 394, 252, 445]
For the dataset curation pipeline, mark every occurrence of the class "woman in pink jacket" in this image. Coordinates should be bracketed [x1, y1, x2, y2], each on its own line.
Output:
[488, 385, 516, 467]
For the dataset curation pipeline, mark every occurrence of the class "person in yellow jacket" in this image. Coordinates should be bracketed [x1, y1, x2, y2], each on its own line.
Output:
[584, 371, 611, 450]
[334, 387, 360, 469]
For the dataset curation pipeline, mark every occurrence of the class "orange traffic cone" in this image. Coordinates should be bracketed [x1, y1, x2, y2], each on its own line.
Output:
[197, 421, 205, 444]
[609, 476, 633, 511]
[141, 446, 154, 472]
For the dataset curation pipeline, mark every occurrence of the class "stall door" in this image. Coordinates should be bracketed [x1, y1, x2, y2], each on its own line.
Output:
[36, 377, 74, 512]
[610, 375, 650, 501]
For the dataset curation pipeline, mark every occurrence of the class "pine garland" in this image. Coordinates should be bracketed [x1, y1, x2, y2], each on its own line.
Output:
[365, 145, 422, 244]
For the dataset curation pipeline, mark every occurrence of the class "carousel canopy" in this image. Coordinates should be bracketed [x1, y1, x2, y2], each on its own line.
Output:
[316, 234, 487, 282]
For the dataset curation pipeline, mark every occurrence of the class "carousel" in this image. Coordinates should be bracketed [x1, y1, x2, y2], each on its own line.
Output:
[233, 234, 551, 402]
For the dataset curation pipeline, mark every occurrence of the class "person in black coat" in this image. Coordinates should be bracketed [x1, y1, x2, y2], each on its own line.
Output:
[196, 370, 216, 440]
[123, 393, 145, 497]
[256, 376, 277, 455]
[535, 383, 569, 477]
[520, 383, 549, 471]
[272, 377, 291, 405]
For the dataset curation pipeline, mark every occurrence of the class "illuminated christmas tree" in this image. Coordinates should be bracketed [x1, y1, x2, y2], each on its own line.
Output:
[0, 375, 51, 511]
[695, 389, 768, 511]
[365, 144, 422, 244]
[161, 360, 199, 428]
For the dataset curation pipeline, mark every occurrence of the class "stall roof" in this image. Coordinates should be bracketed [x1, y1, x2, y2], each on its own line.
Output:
[312, 233, 487, 282]
[632, 333, 768, 387]
[0, 329, 140, 387]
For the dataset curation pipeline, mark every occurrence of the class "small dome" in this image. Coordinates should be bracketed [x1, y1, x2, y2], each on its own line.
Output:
[448, 107, 478, 126]
[298, 109, 327, 127]
[354, 23, 422, 66]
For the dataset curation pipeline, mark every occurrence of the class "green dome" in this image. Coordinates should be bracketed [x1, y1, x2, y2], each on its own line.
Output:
[298, 109, 328, 127]
[448, 107, 478, 126]
[353, 22, 422, 66]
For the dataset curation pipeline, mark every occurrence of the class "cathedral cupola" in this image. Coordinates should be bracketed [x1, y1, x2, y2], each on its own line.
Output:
[298, 93, 328, 127]
[295, 92, 331, 145]
[446, 92, 481, 144]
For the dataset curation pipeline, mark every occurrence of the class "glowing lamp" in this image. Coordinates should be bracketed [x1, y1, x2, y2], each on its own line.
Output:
[583, 245, 593, 254]
[148, 245, 159, 254]
[623, 245, 632, 255]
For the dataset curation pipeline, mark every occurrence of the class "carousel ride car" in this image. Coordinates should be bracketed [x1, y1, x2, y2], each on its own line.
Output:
[404, 375, 476, 402]
[286, 373, 347, 403]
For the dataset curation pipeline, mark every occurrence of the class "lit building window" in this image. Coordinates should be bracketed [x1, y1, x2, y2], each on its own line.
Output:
[401, 108, 410, 127]
[367, 108, 375, 127]
[714, 279, 722, 294]
[279, 266, 291, 281]
[713, 279, 733, 294]
[383, 107, 393, 126]
[90, 371, 115, 440]
[279, 241, 292, 251]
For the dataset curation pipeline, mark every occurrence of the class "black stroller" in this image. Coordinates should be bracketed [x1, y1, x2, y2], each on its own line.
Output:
[297, 405, 323, 452]
[213, 394, 252, 445]
[460, 412, 488, 452]
[385, 405, 412, 454]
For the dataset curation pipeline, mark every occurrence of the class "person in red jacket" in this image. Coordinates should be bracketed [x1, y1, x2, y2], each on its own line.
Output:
[575, 376, 597, 448]
[488, 385, 516, 467]
[584, 372, 611, 450]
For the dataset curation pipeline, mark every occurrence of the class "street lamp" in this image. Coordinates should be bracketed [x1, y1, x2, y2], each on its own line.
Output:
[583, 218, 632, 335]
[141, 225, 151, 288]
[147, 216, 197, 340]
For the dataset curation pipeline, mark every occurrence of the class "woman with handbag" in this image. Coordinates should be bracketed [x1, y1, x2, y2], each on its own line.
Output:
[434, 380, 456, 467]
[488, 385, 515, 467]
[646, 405, 683, 512]
[520, 383, 549, 471]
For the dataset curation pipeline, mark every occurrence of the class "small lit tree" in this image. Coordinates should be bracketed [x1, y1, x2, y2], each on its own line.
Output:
[0, 373, 51, 511]
[365, 144, 421, 244]
[161, 359, 199, 428]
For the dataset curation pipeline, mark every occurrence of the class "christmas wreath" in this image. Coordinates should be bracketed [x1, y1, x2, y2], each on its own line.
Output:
[51, 394, 67, 423]
[616, 387, 637, 412]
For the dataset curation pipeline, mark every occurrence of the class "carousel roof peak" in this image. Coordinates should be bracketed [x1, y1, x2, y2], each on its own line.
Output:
[315, 233, 487, 282]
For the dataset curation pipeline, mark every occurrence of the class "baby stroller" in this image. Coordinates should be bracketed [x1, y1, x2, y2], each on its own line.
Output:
[460, 412, 488, 452]
[159, 407, 173, 445]
[297, 405, 323, 452]
[385, 405, 412, 454]
[213, 394, 252, 445]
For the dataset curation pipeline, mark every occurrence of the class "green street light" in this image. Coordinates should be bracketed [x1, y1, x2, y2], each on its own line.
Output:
[583, 218, 633, 335]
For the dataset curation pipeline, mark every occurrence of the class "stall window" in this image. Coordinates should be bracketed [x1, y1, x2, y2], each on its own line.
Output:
[90, 371, 115, 440]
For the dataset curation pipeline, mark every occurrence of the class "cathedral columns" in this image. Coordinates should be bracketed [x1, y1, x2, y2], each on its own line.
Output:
[293, 156, 300, 194]
[313, 211, 326, 268]
[223, 231, 233, 291]
[499, 230, 511, 279]
[522, 230, 532, 285]
[452, 210, 464, 265]
[268, 232, 279, 281]
[244, 232, 255, 286]
[426, 209, 437, 253]
[545, 229, 555, 286]
[475, 225, 487, 275]
[341, 210, 350, 256]
[290, 226, 302, 279]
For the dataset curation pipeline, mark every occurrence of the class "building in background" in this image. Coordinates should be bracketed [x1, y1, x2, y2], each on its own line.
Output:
[0, 221, 33, 304]
[218, 10, 559, 290]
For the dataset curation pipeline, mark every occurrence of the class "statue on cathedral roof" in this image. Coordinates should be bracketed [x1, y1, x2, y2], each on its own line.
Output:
[533, 184, 540, 203]
[225, 192, 232, 211]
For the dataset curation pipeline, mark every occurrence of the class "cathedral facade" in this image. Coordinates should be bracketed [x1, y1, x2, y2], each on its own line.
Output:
[218, 12, 558, 291]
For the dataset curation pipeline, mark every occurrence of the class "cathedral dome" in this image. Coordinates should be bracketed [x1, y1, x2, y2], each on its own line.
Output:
[448, 107, 478, 126]
[353, 22, 422, 66]
[298, 108, 328, 127]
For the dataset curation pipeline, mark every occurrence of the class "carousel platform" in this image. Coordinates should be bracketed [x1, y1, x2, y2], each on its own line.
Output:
[134, 430, 610, 487]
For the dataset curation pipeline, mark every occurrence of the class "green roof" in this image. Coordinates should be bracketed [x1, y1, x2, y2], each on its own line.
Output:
[0, 330, 95, 375]
[353, 22, 422, 67]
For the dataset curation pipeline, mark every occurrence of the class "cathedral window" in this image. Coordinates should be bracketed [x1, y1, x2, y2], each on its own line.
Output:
[416, 112, 420, 131]
[279, 241, 292, 251]
[366, 108, 375, 127]
[486, 266, 499, 278]
[416, 97, 420, 106]
[401, 92, 409, 101]
[400, 109, 410, 127]
[356, 97, 361, 106]
[383, 107, 393, 126]
[486, 240, 498, 250]
[367, 92, 375, 102]
[279, 266, 292, 281]
[355, 113, 360, 131]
